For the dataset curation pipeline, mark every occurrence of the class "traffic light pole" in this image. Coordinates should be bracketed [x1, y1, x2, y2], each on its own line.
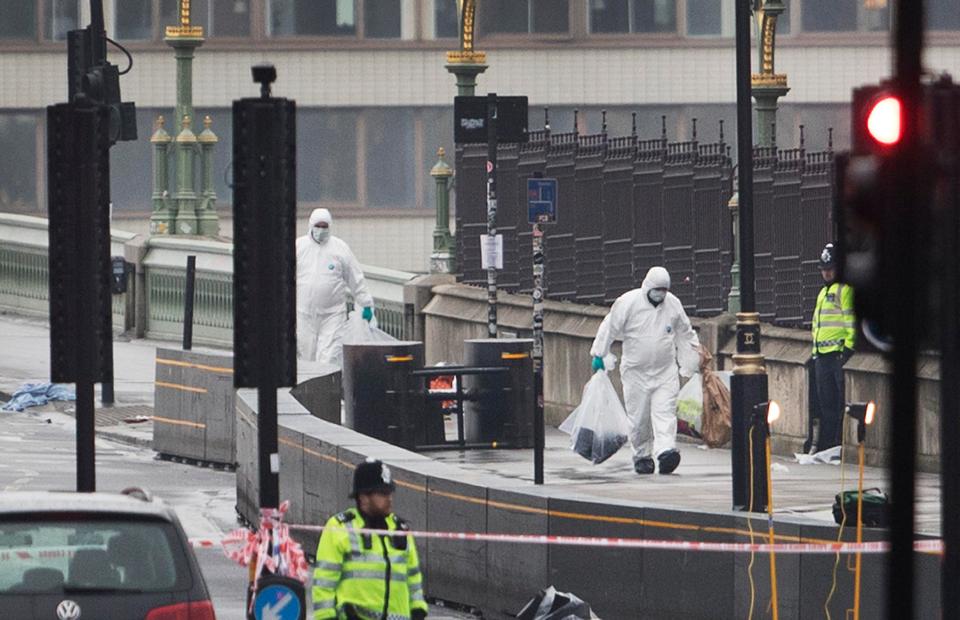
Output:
[886, 1, 924, 617]
[939, 81, 960, 618]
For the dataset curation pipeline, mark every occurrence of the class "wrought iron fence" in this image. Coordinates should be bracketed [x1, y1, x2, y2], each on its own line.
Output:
[456, 113, 835, 328]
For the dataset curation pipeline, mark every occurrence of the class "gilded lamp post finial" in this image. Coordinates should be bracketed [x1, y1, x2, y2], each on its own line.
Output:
[445, 0, 487, 96]
[751, 0, 789, 147]
[165, 0, 204, 38]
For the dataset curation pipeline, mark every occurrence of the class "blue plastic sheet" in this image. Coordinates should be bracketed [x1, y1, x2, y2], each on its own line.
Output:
[1, 383, 76, 412]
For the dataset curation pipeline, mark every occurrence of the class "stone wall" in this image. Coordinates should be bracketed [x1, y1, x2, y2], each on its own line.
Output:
[417, 283, 941, 471]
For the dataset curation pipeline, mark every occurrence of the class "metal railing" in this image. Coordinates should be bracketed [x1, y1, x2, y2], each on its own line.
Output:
[0, 213, 134, 329]
[0, 214, 417, 347]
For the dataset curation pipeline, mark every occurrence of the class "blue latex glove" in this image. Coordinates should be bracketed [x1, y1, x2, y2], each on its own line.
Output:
[361, 307, 374, 322]
[591, 356, 604, 372]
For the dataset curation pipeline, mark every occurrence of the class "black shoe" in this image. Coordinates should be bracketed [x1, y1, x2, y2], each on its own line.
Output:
[658, 449, 681, 474]
[633, 457, 655, 475]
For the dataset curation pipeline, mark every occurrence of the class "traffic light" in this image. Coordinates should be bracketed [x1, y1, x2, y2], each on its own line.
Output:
[835, 83, 911, 342]
[232, 65, 297, 389]
[66, 1, 136, 144]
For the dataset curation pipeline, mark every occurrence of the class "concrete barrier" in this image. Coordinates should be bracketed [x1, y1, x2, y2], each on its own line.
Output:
[153, 348, 235, 465]
[154, 348, 339, 465]
[235, 389, 941, 619]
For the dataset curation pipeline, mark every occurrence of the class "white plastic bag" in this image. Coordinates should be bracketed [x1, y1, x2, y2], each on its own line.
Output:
[342, 310, 396, 345]
[559, 370, 631, 464]
[676, 372, 704, 433]
[676, 371, 732, 438]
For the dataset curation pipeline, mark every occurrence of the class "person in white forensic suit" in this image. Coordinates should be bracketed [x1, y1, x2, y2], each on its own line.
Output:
[590, 266, 700, 475]
[296, 208, 374, 366]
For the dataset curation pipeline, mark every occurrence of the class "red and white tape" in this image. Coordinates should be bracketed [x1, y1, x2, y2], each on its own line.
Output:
[280, 524, 944, 556]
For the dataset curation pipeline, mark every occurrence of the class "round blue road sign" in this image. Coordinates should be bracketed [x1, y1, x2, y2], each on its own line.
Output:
[254, 584, 302, 620]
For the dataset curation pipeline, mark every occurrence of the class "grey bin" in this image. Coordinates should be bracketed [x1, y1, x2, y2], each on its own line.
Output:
[342, 341, 443, 450]
[463, 338, 535, 448]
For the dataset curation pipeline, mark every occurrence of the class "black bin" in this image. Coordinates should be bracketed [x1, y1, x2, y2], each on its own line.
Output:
[342, 342, 442, 449]
[463, 338, 534, 448]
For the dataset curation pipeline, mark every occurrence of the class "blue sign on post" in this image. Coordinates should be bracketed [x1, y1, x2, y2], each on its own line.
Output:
[253, 583, 303, 620]
[527, 178, 558, 224]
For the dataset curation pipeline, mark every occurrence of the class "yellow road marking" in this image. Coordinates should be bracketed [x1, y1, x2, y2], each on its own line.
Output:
[151, 415, 206, 429]
[155, 381, 207, 394]
[157, 358, 234, 374]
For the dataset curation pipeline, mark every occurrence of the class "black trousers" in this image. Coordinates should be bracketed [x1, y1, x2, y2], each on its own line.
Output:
[813, 352, 845, 450]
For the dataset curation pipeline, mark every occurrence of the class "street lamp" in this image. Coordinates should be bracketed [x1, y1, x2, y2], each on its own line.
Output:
[845, 400, 877, 620]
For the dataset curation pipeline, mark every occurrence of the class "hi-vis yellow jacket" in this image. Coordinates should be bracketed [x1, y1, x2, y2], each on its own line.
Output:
[312, 508, 427, 620]
[812, 282, 856, 355]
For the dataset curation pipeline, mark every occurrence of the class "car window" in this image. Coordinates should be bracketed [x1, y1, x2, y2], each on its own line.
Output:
[0, 519, 187, 593]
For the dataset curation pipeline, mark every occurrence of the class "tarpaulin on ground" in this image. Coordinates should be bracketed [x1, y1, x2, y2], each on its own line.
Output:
[1, 383, 75, 412]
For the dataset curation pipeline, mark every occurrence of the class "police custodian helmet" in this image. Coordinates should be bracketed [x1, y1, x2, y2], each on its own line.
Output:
[350, 459, 395, 498]
[819, 243, 836, 269]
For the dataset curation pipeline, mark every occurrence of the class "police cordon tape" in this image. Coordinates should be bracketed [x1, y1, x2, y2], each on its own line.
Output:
[189, 527, 945, 556]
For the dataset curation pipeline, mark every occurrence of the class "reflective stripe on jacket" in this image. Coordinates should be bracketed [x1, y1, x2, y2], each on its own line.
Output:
[812, 282, 856, 355]
[312, 508, 428, 620]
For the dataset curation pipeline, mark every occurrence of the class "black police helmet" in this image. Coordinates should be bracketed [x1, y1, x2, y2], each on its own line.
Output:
[819, 243, 836, 269]
[350, 460, 395, 498]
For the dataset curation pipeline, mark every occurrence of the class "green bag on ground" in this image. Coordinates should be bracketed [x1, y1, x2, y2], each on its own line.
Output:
[832, 487, 889, 527]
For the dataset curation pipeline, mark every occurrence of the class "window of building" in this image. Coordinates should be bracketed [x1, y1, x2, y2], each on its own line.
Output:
[802, 0, 888, 33]
[365, 109, 415, 208]
[116, 0, 154, 40]
[299, 110, 359, 203]
[686, 0, 722, 35]
[0, 0, 36, 39]
[434, 0, 459, 38]
[590, 0, 677, 34]
[775, 0, 791, 35]
[929, 0, 960, 31]
[269, 0, 357, 36]
[363, 0, 401, 38]
[44, 0, 80, 41]
[421, 107, 454, 210]
[480, 0, 569, 34]
[0, 114, 38, 213]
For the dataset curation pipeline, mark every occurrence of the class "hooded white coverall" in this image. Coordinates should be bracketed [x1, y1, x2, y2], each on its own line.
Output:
[296, 208, 373, 366]
[590, 267, 700, 460]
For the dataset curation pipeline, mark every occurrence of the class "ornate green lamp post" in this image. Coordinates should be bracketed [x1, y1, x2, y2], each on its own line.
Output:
[150, 0, 220, 236]
[197, 115, 219, 236]
[150, 116, 174, 234]
[727, 190, 742, 314]
[445, 0, 487, 96]
[752, 0, 789, 147]
[430, 148, 455, 274]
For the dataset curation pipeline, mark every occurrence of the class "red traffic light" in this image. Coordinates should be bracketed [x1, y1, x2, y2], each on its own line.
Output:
[866, 96, 903, 146]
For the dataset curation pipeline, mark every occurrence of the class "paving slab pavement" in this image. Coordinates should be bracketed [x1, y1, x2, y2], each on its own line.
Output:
[0, 313, 942, 537]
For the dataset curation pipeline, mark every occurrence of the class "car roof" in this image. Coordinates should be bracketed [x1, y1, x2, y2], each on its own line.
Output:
[0, 490, 176, 521]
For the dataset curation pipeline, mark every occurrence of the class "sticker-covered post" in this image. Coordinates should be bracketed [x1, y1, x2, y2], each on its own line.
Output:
[528, 173, 557, 485]
[485, 92, 499, 337]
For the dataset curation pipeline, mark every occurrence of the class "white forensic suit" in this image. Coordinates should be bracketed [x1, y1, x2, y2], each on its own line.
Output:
[296, 208, 373, 366]
[590, 267, 700, 462]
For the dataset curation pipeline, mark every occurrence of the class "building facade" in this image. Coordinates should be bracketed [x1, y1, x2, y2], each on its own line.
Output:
[1, 0, 958, 271]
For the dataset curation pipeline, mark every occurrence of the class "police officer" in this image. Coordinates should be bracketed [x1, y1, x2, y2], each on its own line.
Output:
[312, 459, 428, 620]
[809, 243, 856, 453]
